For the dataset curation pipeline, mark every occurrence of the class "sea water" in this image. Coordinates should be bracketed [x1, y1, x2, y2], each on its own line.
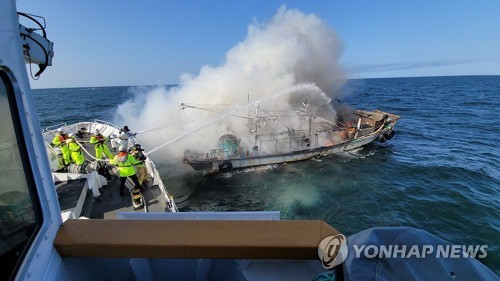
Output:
[33, 76, 499, 273]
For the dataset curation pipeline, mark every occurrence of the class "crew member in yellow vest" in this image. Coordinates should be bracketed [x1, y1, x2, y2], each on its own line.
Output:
[130, 144, 148, 185]
[66, 133, 85, 165]
[110, 146, 144, 196]
[52, 128, 70, 169]
[89, 129, 114, 159]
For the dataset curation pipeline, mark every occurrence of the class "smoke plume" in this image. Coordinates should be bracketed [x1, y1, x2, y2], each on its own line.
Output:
[115, 5, 346, 171]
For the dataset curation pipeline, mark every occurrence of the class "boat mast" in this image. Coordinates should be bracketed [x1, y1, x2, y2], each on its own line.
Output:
[304, 99, 312, 140]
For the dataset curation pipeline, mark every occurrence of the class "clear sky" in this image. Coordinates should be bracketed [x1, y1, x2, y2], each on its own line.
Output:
[16, 0, 500, 89]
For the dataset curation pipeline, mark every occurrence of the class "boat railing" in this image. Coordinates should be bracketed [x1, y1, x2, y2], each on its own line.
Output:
[255, 133, 322, 153]
[210, 148, 230, 159]
[183, 150, 207, 160]
[43, 122, 67, 133]
[93, 119, 120, 129]
[42, 122, 120, 153]
[356, 127, 374, 138]
[144, 158, 178, 212]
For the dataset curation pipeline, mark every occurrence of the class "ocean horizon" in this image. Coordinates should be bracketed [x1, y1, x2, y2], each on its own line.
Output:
[31, 74, 500, 90]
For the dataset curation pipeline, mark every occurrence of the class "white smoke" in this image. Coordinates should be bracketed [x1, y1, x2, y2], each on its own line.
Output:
[115, 5, 346, 171]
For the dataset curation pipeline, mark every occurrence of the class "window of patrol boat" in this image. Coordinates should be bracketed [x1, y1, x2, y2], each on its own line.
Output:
[0, 69, 42, 281]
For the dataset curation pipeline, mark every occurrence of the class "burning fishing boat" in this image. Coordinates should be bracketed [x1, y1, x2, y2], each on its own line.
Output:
[182, 85, 400, 173]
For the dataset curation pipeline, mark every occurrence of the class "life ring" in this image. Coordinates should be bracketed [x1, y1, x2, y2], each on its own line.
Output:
[218, 160, 233, 173]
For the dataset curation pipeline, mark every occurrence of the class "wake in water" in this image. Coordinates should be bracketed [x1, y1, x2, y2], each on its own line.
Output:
[337, 146, 378, 162]
[217, 164, 279, 178]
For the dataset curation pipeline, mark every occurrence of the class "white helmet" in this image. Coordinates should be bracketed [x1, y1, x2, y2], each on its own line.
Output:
[68, 133, 75, 138]
[57, 128, 64, 133]
[118, 146, 127, 152]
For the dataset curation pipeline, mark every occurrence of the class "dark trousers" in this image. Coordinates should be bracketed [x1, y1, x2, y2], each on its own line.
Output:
[119, 174, 142, 194]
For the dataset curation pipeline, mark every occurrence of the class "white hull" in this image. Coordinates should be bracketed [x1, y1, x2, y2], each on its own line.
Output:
[230, 134, 377, 169]
[187, 132, 380, 173]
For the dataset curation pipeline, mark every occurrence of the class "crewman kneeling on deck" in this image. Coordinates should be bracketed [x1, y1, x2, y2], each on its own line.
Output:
[89, 129, 114, 160]
[131, 144, 148, 185]
[52, 128, 70, 170]
[111, 146, 144, 196]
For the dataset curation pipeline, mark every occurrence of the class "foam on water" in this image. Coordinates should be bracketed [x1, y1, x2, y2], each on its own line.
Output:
[275, 183, 321, 209]
[218, 164, 279, 178]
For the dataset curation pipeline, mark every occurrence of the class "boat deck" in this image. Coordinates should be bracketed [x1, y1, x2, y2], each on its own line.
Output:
[90, 178, 167, 219]
[56, 179, 87, 214]
[54, 132, 169, 220]
[55, 172, 168, 220]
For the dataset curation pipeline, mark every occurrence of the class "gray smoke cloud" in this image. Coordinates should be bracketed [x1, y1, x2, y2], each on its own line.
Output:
[115, 5, 346, 171]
